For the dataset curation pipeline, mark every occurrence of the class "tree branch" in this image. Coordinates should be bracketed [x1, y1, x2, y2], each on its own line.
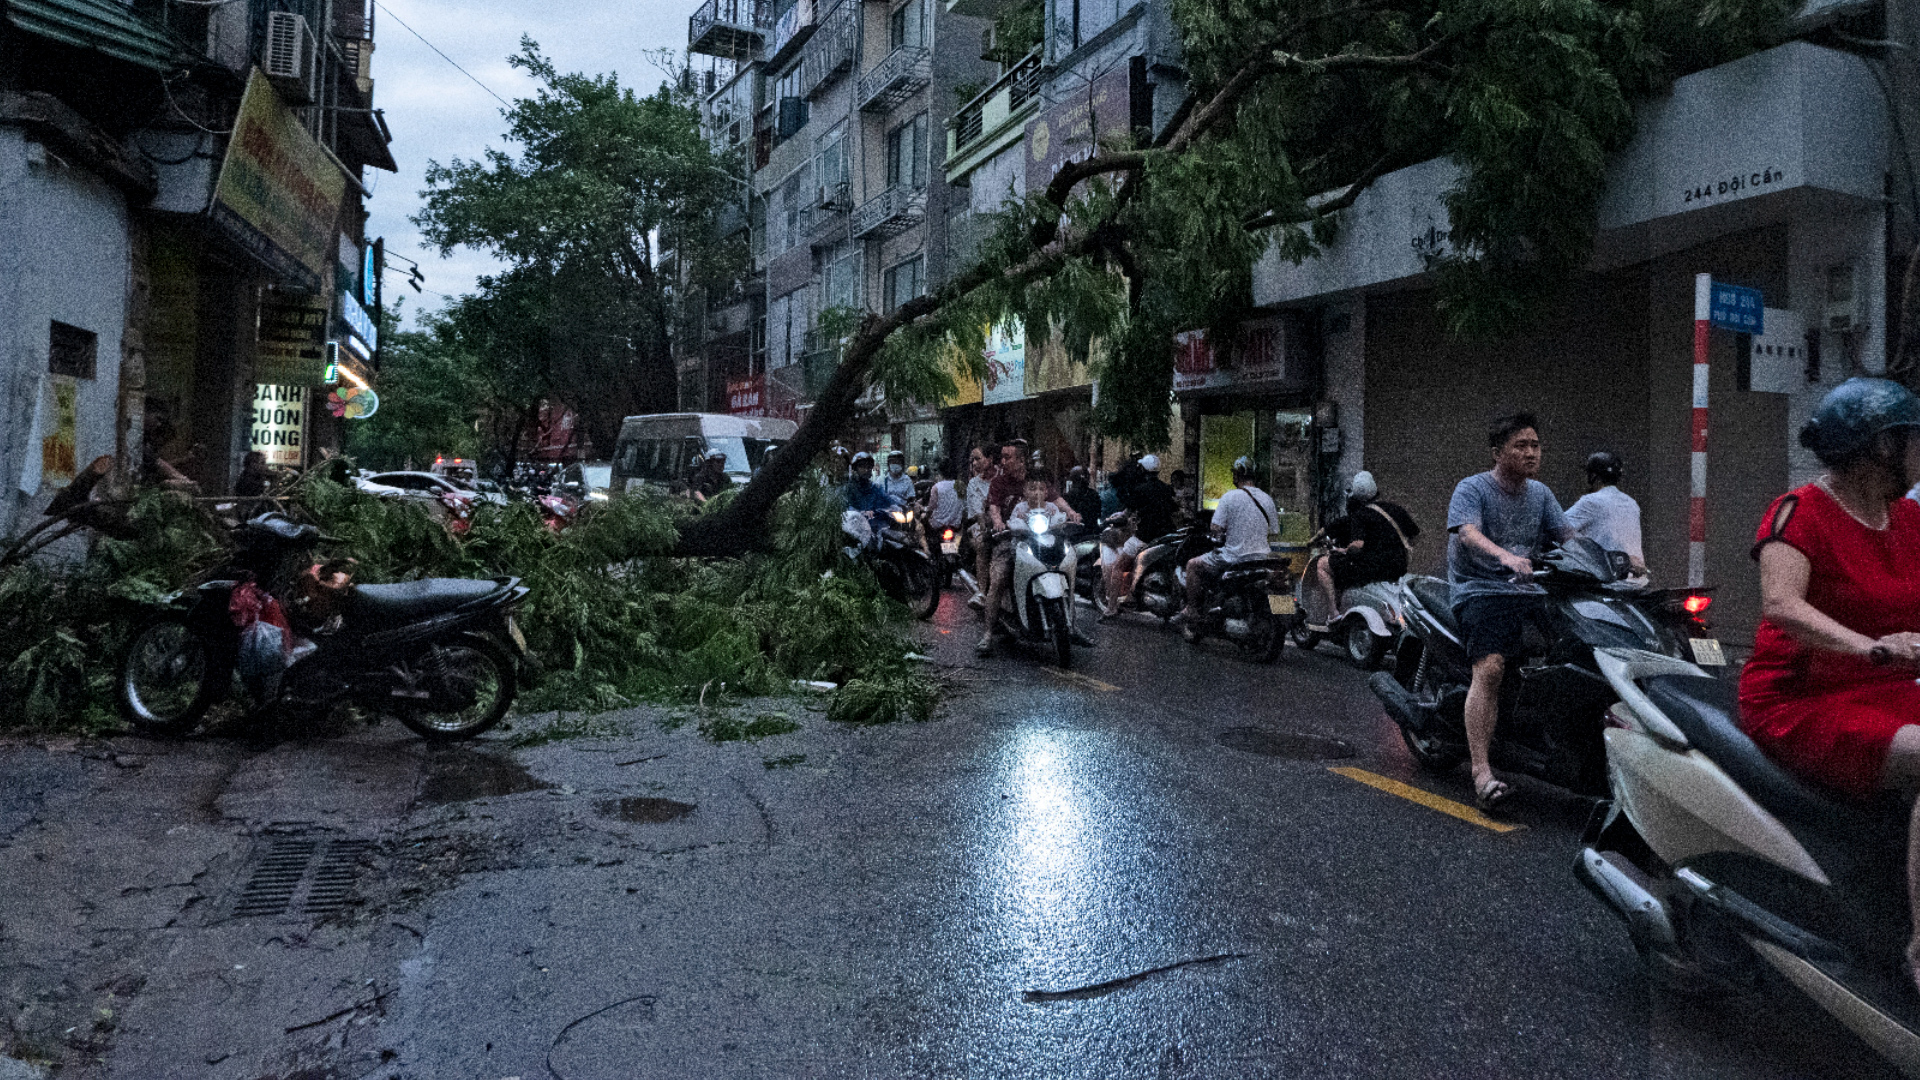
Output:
[1241, 147, 1399, 232]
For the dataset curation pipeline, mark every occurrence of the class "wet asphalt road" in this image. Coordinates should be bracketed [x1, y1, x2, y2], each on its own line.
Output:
[385, 594, 1890, 1079]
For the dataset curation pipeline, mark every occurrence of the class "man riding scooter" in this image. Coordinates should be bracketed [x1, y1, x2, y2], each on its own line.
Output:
[1171, 456, 1276, 643]
[978, 441, 1084, 656]
[1304, 470, 1419, 636]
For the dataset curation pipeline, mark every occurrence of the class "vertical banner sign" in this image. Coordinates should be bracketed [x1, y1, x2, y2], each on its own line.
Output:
[251, 385, 307, 467]
[257, 292, 331, 385]
[210, 70, 348, 291]
[1690, 274, 1711, 589]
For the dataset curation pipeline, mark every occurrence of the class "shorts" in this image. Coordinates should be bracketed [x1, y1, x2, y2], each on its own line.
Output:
[1121, 536, 1144, 559]
[1195, 550, 1236, 573]
[1455, 594, 1545, 662]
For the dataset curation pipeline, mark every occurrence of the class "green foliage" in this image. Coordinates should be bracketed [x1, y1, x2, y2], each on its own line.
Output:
[700, 711, 800, 743]
[987, 0, 1044, 65]
[343, 313, 484, 471]
[827, 668, 939, 726]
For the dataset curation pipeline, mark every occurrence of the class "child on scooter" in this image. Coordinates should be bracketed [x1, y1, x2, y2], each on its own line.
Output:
[1010, 478, 1068, 534]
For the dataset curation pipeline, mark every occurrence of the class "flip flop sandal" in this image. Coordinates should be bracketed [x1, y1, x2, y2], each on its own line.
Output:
[1475, 779, 1513, 811]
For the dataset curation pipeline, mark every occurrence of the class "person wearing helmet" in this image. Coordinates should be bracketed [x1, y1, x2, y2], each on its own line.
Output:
[1307, 470, 1421, 631]
[1447, 411, 1577, 811]
[979, 439, 1081, 655]
[1121, 453, 1178, 543]
[1172, 456, 1278, 640]
[1738, 378, 1920, 989]
[1564, 451, 1645, 579]
[842, 450, 900, 517]
[690, 448, 732, 504]
[882, 450, 916, 503]
[1063, 465, 1102, 526]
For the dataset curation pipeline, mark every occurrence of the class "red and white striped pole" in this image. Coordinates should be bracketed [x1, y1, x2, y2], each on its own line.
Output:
[1690, 273, 1711, 588]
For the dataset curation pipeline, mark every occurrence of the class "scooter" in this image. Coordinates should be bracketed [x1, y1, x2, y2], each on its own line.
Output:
[1292, 535, 1405, 669]
[115, 514, 532, 741]
[1369, 538, 1718, 796]
[1176, 539, 1291, 663]
[988, 511, 1088, 668]
[1126, 519, 1209, 620]
[1576, 645, 1920, 1075]
[842, 508, 940, 619]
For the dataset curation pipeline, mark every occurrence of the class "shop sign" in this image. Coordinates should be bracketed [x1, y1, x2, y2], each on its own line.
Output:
[339, 288, 378, 357]
[1026, 64, 1132, 196]
[250, 384, 306, 467]
[211, 70, 348, 291]
[1172, 322, 1291, 392]
[982, 320, 1027, 405]
[257, 292, 331, 385]
[728, 374, 766, 416]
[1024, 326, 1095, 396]
[326, 385, 378, 420]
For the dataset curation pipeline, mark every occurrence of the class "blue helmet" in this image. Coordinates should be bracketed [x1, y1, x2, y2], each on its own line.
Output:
[1799, 378, 1920, 465]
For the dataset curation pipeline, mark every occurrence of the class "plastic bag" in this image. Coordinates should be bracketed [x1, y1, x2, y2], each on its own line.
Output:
[229, 582, 315, 700]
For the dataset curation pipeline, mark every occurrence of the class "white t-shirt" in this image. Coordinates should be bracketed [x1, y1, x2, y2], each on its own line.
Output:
[1565, 485, 1644, 562]
[1010, 500, 1066, 533]
[1212, 485, 1276, 562]
[928, 479, 962, 527]
[965, 475, 990, 522]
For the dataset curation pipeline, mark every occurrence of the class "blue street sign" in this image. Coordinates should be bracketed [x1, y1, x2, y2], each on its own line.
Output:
[1709, 281, 1764, 334]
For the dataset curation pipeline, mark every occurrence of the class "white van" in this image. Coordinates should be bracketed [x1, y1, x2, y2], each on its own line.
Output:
[610, 413, 798, 495]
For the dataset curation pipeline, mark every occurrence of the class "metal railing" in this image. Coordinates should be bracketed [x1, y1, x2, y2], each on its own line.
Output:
[690, 0, 770, 57]
[951, 47, 1041, 154]
[857, 46, 931, 113]
[851, 185, 926, 239]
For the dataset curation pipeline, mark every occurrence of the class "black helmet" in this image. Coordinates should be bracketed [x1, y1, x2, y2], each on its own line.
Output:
[1585, 451, 1622, 484]
[1799, 378, 1920, 466]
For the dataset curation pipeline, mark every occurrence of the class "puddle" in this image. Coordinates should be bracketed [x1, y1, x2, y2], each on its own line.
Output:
[418, 752, 550, 804]
[1216, 727, 1355, 760]
[595, 797, 697, 823]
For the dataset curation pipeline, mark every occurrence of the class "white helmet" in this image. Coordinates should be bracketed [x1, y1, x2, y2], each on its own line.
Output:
[1346, 470, 1377, 501]
[1139, 453, 1160, 473]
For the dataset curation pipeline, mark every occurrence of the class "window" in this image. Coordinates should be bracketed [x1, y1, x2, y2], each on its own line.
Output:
[48, 321, 96, 379]
[815, 123, 848, 199]
[824, 244, 863, 312]
[886, 113, 928, 190]
[883, 255, 924, 313]
[776, 165, 810, 254]
[889, 0, 925, 49]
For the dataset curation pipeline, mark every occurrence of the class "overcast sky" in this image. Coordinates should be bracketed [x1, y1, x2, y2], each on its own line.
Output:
[364, 0, 704, 324]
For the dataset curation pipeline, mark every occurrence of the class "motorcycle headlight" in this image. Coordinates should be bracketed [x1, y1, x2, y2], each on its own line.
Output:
[1028, 512, 1050, 536]
[890, 509, 910, 525]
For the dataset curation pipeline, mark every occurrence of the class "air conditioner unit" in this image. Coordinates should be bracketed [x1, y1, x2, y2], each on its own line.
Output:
[264, 12, 319, 105]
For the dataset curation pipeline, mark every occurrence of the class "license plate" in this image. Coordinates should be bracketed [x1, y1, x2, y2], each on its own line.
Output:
[1268, 594, 1297, 615]
[506, 615, 528, 653]
[1688, 638, 1725, 666]
[940, 539, 959, 555]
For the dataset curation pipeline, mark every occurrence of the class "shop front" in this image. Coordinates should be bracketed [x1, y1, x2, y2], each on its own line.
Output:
[1171, 315, 1320, 520]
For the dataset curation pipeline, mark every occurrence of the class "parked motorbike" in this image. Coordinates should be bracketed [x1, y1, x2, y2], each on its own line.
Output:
[987, 512, 1089, 668]
[1292, 535, 1405, 669]
[115, 514, 532, 741]
[1575, 646, 1920, 1075]
[842, 507, 940, 619]
[1368, 538, 1718, 796]
[1176, 540, 1291, 663]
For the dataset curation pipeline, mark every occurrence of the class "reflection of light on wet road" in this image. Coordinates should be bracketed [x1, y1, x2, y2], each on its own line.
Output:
[986, 726, 1117, 966]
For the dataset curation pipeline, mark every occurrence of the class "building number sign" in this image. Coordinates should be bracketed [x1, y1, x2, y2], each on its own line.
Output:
[1682, 167, 1786, 206]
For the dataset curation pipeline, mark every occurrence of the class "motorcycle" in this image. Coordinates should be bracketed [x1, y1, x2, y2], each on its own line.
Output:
[1575, 645, 1920, 1074]
[1292, 535, 1405, 669]
[1368, 537, 1718, 796]
[1176, 540, 1291, 663]
[987, 511, 1089, 668]
[842, 507, 940, 619]
[1125, 519, 1209, 620]
[115, 513, 532, 741]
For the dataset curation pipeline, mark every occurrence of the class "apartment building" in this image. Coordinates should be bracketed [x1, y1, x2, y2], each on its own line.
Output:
[1, 0, 396, 538]
[685, 0, 995, 466]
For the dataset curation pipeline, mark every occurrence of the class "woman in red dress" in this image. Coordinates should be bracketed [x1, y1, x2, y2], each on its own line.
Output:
[1739, 378, 1920, 986]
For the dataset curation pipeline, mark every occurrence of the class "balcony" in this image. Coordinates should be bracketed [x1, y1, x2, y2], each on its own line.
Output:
[766, 0, 818, 68]
[946, 47, 1042, 182]
[689, 0, 769, 59]
[852, 185, 926, 240]
[799, 1, 856, 98]
[857, 46, 931, 113]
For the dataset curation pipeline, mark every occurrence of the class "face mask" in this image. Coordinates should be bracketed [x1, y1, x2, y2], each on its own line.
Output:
[889, 465, 904, 477]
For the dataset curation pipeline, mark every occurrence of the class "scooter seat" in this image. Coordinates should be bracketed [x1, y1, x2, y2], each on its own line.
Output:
[1406, 576, 1459, 635]
[1640, 673, 1867, 840]
[353, 578, 504, 623]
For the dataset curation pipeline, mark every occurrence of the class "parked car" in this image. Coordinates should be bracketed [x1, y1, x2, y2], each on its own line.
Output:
[354, 471, 507, 506]
[610, 414, 796, 496]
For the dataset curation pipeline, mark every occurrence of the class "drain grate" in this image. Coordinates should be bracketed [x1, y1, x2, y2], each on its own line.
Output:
[1217, 726, 1356, 760]
[231, 836, 373, 918]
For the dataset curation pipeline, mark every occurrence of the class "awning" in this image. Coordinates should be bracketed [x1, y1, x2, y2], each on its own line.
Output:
[3, 0, 188, 71]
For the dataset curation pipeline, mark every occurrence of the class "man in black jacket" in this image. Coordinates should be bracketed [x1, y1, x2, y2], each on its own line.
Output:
[1306, 470, 1420, 631]
[1123, 454, 1178, 542]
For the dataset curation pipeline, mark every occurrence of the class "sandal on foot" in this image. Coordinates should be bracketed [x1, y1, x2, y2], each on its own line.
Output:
[1475, 779, 1512, 811]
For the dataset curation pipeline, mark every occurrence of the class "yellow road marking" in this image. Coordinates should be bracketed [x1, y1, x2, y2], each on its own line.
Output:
[1328, 767, 1526, 834]
[1046, 668, 1119, 693]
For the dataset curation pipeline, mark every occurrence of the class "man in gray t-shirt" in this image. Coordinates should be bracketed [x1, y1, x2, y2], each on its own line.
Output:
[1444, 413, 1575, 811]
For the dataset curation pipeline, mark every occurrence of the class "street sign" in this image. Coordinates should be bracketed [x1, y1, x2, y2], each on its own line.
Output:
[1708, 282, 1764, 334]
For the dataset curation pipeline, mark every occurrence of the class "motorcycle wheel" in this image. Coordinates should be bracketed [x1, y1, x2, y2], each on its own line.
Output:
[1289, 620, 1323, 651]
[1345, 619, 1387, 670]
[1250, 611, 1284, 663]
[394, 635, 516, 742]
[1046, 597, 1071, 669]
[1138, 568, 1176, 621]
[903, 556, 940, 620]
[1399, 724, 1466, 775]
[117, 616, 221, 734]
